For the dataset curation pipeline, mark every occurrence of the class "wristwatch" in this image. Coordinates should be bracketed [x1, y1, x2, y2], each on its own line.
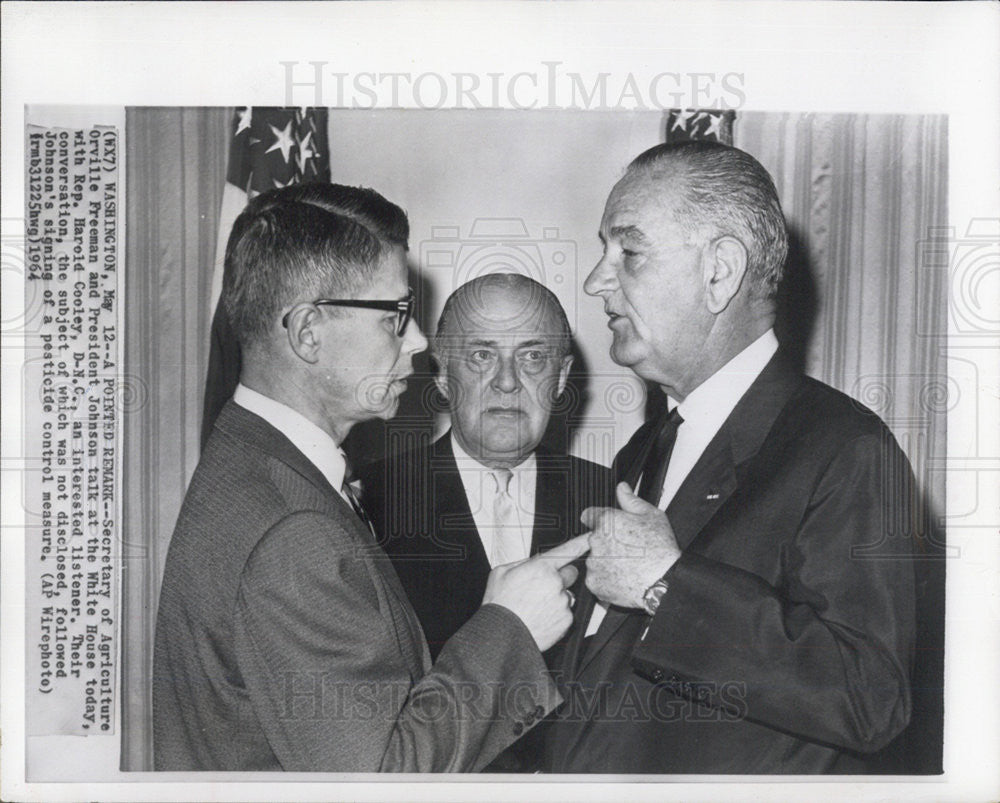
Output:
[642, 578, 669, 616]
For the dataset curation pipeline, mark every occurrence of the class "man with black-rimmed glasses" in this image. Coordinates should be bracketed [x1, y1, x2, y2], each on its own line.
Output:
[153, 184, 586, 771]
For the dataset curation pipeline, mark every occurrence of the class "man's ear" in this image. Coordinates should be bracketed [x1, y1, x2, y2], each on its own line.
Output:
[703, 236, 748, 314]
[556, 354, 574, 397]
[284, 303, 322, 364]
[432, 353, 451, 401]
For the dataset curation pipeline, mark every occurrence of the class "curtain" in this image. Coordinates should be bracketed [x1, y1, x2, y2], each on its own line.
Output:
[121, 107, 229, 770]
[737, 114, 947, 772]
[737, 113, 948, 524]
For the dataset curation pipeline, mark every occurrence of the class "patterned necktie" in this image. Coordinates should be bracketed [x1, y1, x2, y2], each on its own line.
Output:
[636, 406, 684, 507]
[489, 468, 523, 566]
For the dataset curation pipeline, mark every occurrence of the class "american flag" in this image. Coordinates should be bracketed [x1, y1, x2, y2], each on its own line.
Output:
[202, 107, 330, 445]
[665, 109, 736, 144]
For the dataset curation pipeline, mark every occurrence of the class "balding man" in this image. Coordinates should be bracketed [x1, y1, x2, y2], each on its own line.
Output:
[362, 273, 611, 771]
[545, 141, 917, 774]
[153, 186, 587, 772]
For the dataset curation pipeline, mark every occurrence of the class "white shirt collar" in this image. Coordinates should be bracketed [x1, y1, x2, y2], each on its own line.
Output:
[450, 434, 538, 492]
[656, 328, 778, 509]
[672, 328, 779, 425]
[232, 383, 348, 497]
[449, 433, 537, 566]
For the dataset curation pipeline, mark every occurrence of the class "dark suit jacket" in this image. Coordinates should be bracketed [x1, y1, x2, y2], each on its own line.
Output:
[153, 402, 560, 772]
[544, 353, 918, 774]
[361, 433, 613, 659]
[360, 433, 613, 772]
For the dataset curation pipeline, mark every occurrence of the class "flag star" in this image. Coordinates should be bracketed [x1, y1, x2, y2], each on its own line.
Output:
[265, 119, 295, 163]
[671, 109, 697, 131]
[234, 107, 253, 136]
[296, 131, 315, 173]
[703, 113, 724, 139]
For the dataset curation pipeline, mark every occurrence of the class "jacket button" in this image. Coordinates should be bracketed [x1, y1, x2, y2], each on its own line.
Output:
[513, 721, 524, 736]
[651, 668, 664, 682]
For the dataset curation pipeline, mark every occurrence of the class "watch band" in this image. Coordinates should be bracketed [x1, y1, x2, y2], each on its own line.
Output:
[642, 578, 669, 616]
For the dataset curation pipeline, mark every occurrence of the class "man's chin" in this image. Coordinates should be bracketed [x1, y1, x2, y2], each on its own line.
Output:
[364, 394, 400, 421]
[610, 342, 643, 369]
[479, 436, 539, 464]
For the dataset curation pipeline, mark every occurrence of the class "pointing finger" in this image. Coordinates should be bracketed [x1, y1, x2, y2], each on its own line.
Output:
[535, 533, 591, 566]
[557, 563, 579, 588]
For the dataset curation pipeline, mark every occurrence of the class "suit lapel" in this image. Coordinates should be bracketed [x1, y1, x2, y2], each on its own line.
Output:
[666, 434, 739, 551]
[217, 400, 430, 673]
[666, 352, 803, 553]
[576, 352, 805, 672]
[217, 400, 342, 502]
[615, 418, 660, 492]
[433, 434, 492, 575]
[531, 451, 570, 554]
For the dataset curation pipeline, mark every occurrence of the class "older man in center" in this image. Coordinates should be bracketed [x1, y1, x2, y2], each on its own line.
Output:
[364, 274, 612, 662]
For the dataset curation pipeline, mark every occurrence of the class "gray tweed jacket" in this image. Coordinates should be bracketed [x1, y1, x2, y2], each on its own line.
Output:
[153, 401, 559, 771]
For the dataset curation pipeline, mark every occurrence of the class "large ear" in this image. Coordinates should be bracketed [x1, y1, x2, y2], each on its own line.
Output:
[556, 353, 574, 397]
[284, 303, 323, 364]
[432, 351, 451, 401]
[703, 235, 749, 314]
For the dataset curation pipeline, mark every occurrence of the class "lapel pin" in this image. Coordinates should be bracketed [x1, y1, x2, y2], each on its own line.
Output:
[705, 491, 720, 501]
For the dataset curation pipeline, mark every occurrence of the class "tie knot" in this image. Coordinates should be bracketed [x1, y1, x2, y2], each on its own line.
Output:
[661, 406, 684, 438]
[490, 468, 514, 495]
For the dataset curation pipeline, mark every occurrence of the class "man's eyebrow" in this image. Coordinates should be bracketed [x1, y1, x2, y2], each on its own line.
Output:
[609, 224, 650, 243]
[465, 337, 500, 348]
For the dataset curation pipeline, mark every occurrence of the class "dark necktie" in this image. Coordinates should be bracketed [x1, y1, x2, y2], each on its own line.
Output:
[341, 461, 377, 539]
[636, 406, 684, 507]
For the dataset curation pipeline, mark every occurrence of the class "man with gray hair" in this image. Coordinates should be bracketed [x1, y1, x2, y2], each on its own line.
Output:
[153, 185, 587, 772]
[362, 272, 612, 771]
[545, 141, 918, 773]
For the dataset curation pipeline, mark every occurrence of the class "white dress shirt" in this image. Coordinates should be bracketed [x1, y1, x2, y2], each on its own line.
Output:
[232, 383, 352, 504]
[450, 434, 537, 568]
[586, 329, 779, 635]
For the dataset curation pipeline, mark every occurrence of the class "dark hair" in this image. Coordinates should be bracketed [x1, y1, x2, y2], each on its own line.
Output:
[628, 141, 788, 298]
[221, 184, 409, 347]
[434, 273, 572, 358]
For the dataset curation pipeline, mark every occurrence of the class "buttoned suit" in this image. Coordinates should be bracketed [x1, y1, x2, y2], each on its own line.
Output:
[360, 432, 612, 771]
[153, 402, 560, 771]
[544, 352, 918, 774]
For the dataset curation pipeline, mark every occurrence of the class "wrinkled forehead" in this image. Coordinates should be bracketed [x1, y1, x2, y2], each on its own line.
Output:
[602, 169, 685, 232]
[447, 281, 565, 343]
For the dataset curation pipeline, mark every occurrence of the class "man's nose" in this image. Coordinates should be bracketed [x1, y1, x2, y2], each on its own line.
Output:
[403, 320, 429, 354]
[583, 253, 617, 296]
[491, 356, 521, 394]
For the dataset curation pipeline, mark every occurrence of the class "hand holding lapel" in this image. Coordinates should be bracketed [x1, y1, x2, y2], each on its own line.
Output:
[582, 482, 681, 609]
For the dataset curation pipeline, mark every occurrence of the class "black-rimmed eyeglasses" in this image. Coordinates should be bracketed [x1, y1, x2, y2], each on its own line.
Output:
[281, 288, 415, 336]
